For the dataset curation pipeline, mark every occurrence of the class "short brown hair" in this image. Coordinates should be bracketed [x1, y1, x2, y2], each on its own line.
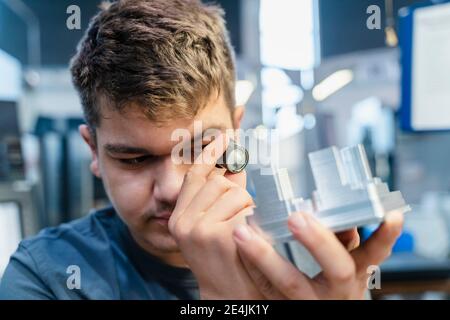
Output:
[70, 0, 236, 129]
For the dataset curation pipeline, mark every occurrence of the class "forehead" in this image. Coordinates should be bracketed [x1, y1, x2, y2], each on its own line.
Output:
[96, 94, 233, 155]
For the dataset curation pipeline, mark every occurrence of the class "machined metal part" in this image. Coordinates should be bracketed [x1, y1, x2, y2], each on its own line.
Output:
[247, 144, 411, 243]
[216, 139, 249, 174]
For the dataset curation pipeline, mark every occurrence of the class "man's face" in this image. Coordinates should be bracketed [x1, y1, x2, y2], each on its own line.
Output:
[80, 94, 243, 261]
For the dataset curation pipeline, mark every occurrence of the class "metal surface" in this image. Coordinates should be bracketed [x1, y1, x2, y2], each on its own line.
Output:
[248, 144, 411, 243]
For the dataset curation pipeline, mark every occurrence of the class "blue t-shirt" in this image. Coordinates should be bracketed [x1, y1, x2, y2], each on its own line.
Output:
[0, 207, 199, 300]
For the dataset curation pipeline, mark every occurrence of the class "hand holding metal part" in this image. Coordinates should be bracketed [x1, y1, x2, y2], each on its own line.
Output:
[247, 144, 411, 243]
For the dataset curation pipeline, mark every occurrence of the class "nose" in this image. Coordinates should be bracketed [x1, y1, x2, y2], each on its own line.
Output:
[152, 156, 186, 205]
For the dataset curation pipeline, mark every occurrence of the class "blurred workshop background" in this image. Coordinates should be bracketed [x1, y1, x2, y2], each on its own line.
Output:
[1, 0, 450, 299]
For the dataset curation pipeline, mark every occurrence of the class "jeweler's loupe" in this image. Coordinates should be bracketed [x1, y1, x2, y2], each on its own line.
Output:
[215, 139, 249, 174]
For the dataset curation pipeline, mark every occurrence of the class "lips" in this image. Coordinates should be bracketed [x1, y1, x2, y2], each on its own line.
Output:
[153, 211, 172, 220]
[153, 216, 170, 226]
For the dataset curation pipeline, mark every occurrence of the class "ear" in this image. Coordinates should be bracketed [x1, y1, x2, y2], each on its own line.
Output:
[79, 124, 101, 178]
[233, 105, 245, 129]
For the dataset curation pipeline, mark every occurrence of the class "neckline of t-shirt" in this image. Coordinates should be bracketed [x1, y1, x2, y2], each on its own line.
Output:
[108, 208, 199, 288]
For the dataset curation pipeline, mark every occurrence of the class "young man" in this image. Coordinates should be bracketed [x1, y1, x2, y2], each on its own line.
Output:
[0, 0, 403, 300]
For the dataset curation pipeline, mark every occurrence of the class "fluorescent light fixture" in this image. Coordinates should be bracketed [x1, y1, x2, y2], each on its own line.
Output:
[235, 80, 254, 106]
[312, 69, 353, 102]
[260, 0, 316, 70]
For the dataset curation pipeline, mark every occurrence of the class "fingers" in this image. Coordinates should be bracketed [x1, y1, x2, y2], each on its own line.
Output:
[181, 175, 236, 224]
[238, 248, 287, 300]
[191, 133, 229, 176]
[336, 228, 360, 251]
[173, 172, 252, 230]
[202, 186, 254, 222]
[171, 133, 229, 224]
[351, 210, 404, 273]
[224, 169, 247, 188]
[287, 212, 356, 291]
[232, 223, 316, 299]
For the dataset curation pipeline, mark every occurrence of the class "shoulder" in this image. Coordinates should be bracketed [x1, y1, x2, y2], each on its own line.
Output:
[22, 207, 117, 248]
[0, 207, 122, 299]
[19, 207, 117, 265]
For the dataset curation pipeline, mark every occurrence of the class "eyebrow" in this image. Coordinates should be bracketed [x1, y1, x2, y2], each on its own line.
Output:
[103, 124, 229, 155]
[104, 144, 151, 155]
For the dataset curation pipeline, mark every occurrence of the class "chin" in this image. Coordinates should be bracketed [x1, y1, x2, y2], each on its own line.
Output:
[145, 236, 180, 253]
[143, 221, 180, 253]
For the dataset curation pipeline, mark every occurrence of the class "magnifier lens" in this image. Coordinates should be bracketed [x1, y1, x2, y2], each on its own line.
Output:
[215, 139, 249, 173]
[223, 142, 248, 173]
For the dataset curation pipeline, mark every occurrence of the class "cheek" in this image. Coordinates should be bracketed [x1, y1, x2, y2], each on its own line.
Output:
[100, 162, 155, 221]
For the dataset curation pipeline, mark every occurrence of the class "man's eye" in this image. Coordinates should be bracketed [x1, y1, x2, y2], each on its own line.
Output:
[118, 156, 151, 166]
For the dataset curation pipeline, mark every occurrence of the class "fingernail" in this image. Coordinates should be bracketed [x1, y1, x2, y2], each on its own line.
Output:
[233, 224, 252, 242]
[243, 207, 255, 217]
[347, 237, 359, 251]
[386, 210, 403, 223]
[288, 212, 308, 232]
